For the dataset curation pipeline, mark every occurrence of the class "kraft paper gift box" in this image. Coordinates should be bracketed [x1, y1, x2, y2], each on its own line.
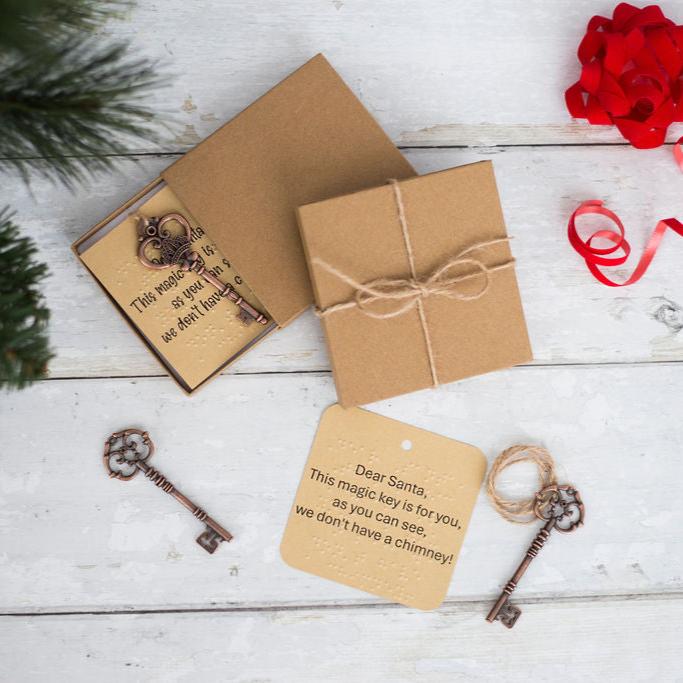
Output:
[297, 161, 533, 406]
[72, 54, 415, 393]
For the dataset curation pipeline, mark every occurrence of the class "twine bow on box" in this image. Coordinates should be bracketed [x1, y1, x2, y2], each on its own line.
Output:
[314, 179, 515, 387]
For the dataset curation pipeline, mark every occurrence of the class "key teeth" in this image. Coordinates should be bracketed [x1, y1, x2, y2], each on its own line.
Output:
[498, 602, 522, 628]
[237, 309, 253, 326]
[196, 527, 225, 554]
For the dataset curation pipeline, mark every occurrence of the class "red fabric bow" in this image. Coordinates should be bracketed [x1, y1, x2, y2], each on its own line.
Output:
[565, 2, 683, 148]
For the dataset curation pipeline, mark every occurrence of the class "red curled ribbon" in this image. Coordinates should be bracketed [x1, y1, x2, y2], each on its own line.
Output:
[566, 4, 683, 285]
[568, 200, 683, 286]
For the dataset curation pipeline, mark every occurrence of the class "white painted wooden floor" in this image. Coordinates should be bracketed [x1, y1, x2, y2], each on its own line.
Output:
[2, 1, 682, 681]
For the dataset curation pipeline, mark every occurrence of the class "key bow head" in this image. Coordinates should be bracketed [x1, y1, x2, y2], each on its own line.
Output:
[137, 213, 195, 270]
[104, 428, 154, 480]
[534, 484, 584, 532]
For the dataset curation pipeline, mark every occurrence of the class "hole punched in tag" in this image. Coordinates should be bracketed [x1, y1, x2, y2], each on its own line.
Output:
[484, 445, 585, 628]
[104, 428, 233, 554]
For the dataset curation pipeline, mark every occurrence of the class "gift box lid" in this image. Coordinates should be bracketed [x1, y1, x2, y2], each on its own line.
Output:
[297, 161, 533, 406]
[162, 54, 415, 327]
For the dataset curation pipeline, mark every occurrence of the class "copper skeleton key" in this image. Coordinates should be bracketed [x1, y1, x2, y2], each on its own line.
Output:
[486, 485, 585, 628]
[104, 428, 233, 554]
[137, 212, 268, 326]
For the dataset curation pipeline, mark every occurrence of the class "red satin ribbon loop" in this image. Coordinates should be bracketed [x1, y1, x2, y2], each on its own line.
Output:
[568, 200, 683, 286]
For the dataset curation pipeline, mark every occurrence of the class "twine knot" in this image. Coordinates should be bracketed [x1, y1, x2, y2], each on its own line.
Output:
[486, 445, 558, 524]
[314, 242, 505, 321]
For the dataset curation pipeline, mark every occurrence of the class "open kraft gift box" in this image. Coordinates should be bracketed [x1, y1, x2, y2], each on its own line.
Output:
[72, 54, 415, 393]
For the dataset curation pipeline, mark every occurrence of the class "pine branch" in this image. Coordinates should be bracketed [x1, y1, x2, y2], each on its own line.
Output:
[0, 209, 52, 389]
[0, 0, 132, 53]
[0, 0, 167, 390]
[0, 40, 163, 186]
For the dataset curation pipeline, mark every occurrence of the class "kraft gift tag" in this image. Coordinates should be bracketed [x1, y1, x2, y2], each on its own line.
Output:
[280, 405, 486, 610]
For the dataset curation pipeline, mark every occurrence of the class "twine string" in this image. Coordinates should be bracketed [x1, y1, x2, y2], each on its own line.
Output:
[391, 178, 439, 386]
[314, 179, 515, 386]
[486, 445, 558, 524]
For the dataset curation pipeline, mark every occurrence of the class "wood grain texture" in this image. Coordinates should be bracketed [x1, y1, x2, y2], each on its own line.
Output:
[40, 0, 682, 151]
[1, 367, 681, 613]
[9, 144, 683, 380]
[4, 1, 683, 678]
[1, 596, 680, 682]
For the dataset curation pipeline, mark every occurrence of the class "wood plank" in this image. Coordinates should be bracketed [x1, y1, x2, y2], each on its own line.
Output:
[45, 0, 681, 150]
[8, 145, 683, 379]
[1, 366, 681, 612]
[1, 596, 680, 681]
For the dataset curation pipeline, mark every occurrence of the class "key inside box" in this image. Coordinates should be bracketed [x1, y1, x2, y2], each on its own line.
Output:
[75, 181, 276, 393]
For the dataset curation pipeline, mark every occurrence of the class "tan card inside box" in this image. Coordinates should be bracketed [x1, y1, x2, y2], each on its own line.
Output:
[73, 54, 415, 393]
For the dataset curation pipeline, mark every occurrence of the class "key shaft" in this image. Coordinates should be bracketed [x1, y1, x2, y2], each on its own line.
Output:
[190, 259, 268, 325]
[134, 458, 233, 546]
[486, 484, 584, 628]
[137, 212, 268, 326]
[104, 429, 233, 554]
[486, 517, 553, 624]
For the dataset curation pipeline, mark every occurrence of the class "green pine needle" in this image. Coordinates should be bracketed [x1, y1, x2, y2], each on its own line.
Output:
[0, 0, 133, 52]
[0, 0, 166, 388]
[0, 209, 52, 389]
[0, 40, 163, 186]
